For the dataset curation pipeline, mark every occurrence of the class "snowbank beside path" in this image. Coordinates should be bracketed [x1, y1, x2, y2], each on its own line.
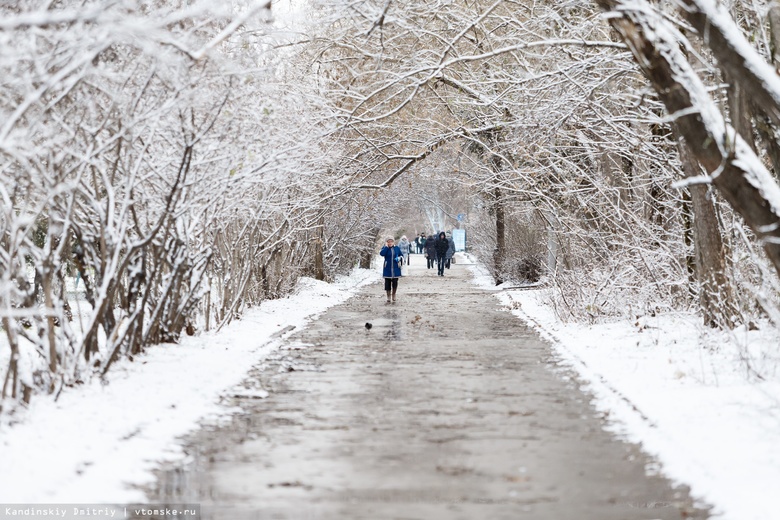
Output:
[0, 268, 379, 503]
[465, 257, 780, 520]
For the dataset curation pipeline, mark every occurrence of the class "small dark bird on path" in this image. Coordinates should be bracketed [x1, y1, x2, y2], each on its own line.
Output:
[365, 322, 373, 330]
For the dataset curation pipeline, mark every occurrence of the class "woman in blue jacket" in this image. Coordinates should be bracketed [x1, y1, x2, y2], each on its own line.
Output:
[380, 236, 403, 303]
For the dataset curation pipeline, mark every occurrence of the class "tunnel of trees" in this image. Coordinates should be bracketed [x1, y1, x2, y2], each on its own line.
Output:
[2, 0, 780, 409]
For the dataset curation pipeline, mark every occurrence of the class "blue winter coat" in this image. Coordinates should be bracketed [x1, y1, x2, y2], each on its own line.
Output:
[380, 245, 403, 278]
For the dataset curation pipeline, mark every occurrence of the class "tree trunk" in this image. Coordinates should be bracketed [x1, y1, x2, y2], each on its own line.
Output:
[493, 187, 506, 285]
[676, 131, 738, 327]
[42, 264, 58, 379]
[205, 274, 212, 332]
[724, 69, 755, 153]
[314, 217, 325, 281]
[752, 115, 780, 180]
[1, 317, 20, 405]
[359, 249, 373, 269]
[1, 307, 20, 402]
[680, 188, 697, 294]
[770, 2, 780, 73]
[360, 227, 380, 269]
[751, 1, 780, 179]
[539, 208, 560, 276]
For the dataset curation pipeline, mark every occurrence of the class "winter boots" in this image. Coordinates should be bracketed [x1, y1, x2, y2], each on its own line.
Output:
[386, 290, 391, 303]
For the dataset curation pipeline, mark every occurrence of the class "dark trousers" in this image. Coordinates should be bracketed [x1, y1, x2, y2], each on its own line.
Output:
[427, 256, 434, 268]
[437, 256, 445, 275]
[384, 278, 399, 291]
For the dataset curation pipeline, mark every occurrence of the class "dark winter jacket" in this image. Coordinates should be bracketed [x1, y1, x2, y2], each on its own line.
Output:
[446, 236, 456, 260]
[434, 233, 449, 259]
[424, 236, 436, 257]
[380, 245, 403, 278]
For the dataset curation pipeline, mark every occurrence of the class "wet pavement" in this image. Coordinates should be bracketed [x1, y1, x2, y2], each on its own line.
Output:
[144, 255, 710, 519]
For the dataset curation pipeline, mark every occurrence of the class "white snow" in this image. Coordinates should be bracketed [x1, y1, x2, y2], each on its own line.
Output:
[0, 268, 379, 503]
[465, 257, 780, 520]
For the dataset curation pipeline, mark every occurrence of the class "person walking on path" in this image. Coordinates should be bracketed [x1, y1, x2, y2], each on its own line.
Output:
[416, 233, 424, 254]
[424, 234, 436, 269]
[445, 232, 455, 269]
[380, 236, 403, 303]
[398, 235, 411, 265]
[434, 231, 450, 276]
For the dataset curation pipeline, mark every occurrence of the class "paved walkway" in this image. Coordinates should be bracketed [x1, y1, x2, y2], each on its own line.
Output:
[145, 255, 709, 519]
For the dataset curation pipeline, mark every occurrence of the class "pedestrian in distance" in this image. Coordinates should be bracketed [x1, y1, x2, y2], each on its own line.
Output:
[424, 234, 436, 269]
[435, 231, 449, 276]
[445, 231, 456, 269]
[416, 233, 424, 254]
[398, 235, 411, 265]
[380, 236, 404, 303]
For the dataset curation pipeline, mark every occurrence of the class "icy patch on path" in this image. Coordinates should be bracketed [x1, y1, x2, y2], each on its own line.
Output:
[0, 268, 379, 503]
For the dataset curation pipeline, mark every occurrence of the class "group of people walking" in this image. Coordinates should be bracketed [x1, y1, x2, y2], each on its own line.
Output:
[425, 232, 455, 276]
[380, 231, 456, 303]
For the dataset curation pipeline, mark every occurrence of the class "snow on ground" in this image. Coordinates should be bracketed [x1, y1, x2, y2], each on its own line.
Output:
[463, 254, 780, 520]
[0, 268, 379, 503]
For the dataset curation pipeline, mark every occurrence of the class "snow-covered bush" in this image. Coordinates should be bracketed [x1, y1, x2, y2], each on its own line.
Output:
[0, 1, 356, 410]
